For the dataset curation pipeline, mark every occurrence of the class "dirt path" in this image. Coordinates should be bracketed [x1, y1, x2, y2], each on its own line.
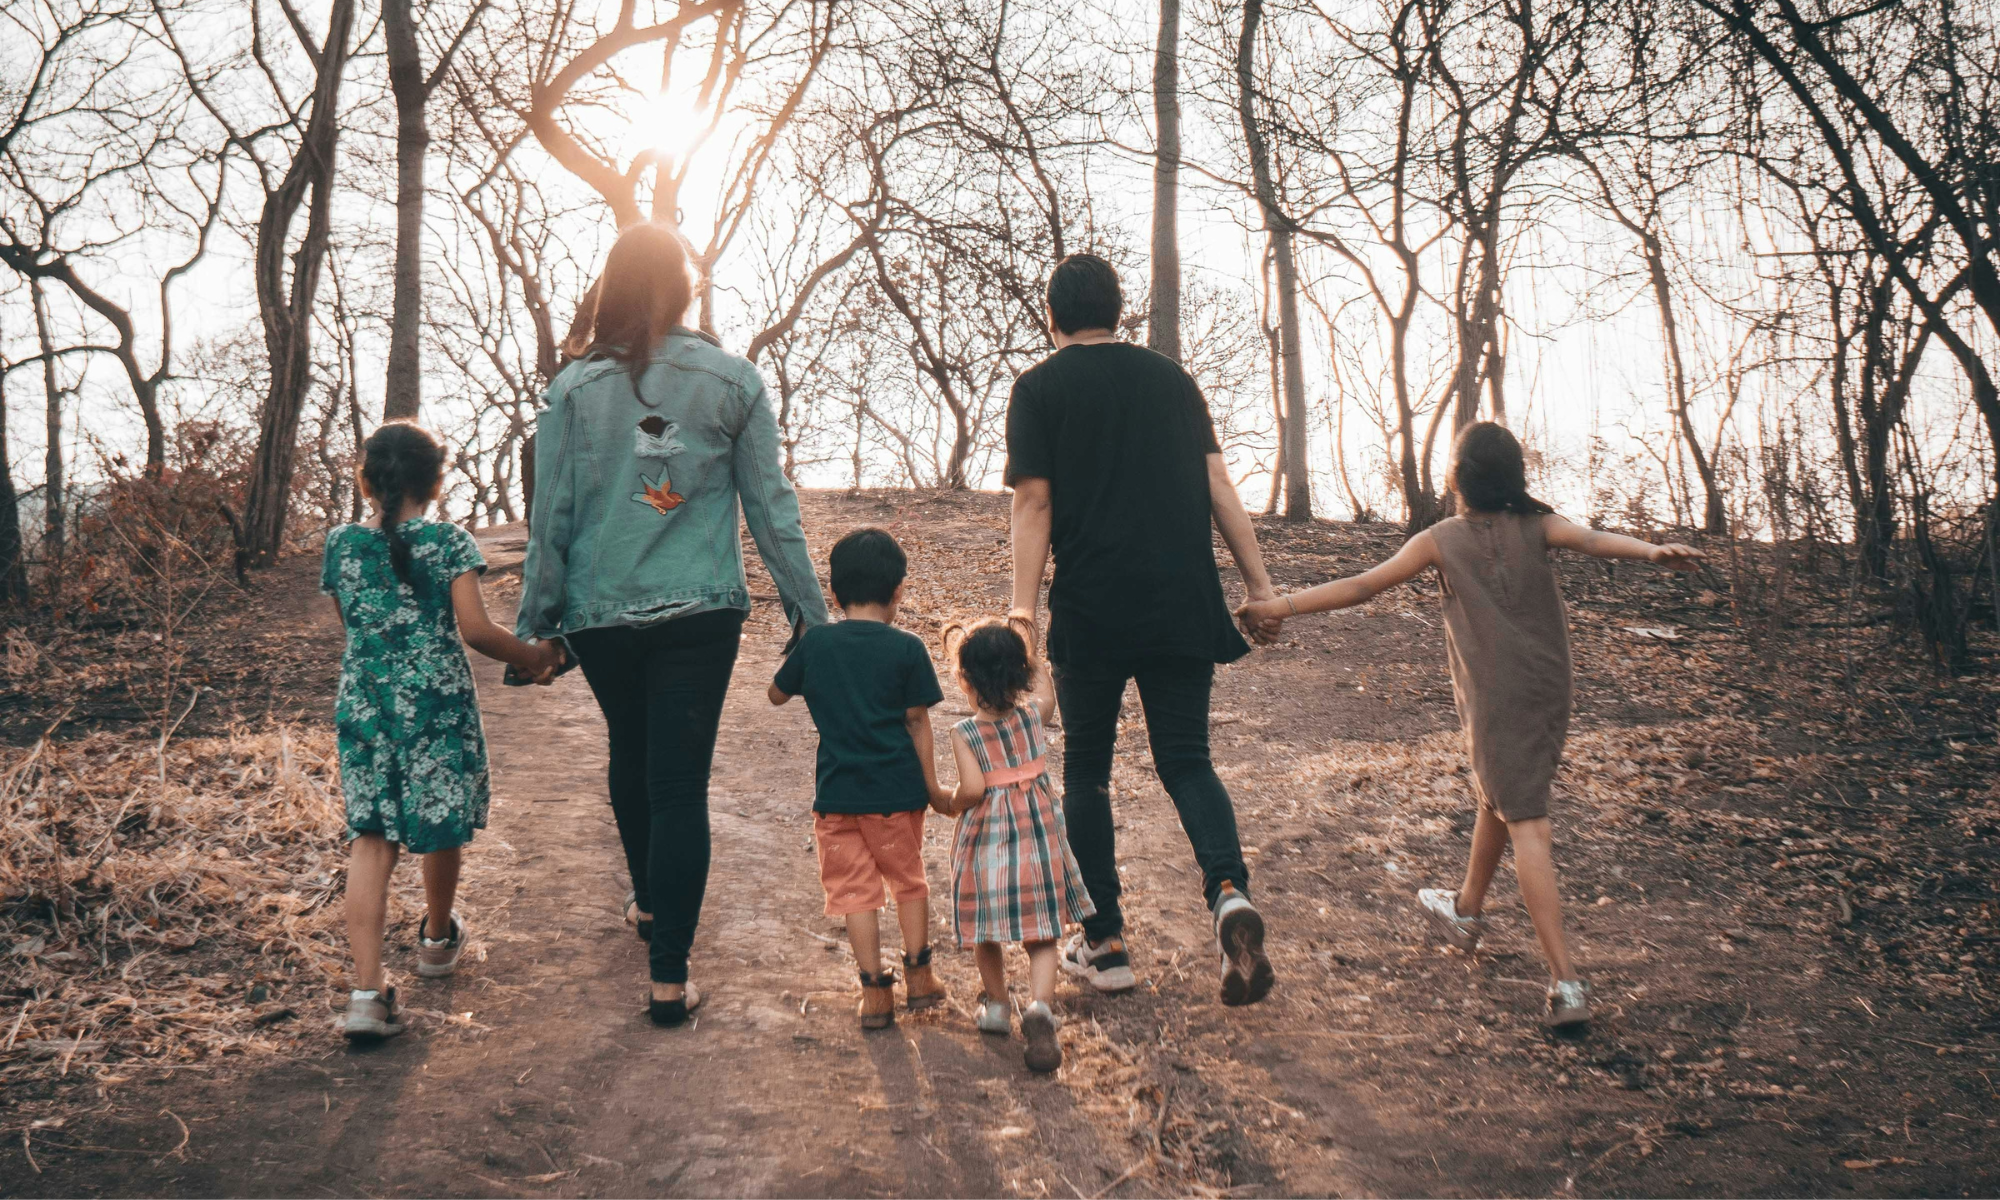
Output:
[10, 491, 1998, 1197]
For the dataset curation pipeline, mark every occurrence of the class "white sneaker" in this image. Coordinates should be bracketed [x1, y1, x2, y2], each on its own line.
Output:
[1546, 979, 1591, 1028]
[1417, 888, 1485, 952]
[1059, 932, 1137, 993]
[416, 913, 465, 978]
[1213, 883, 1274, 1007]
[342, 986, 404, 1041]
[976, 993, 1012, 1035]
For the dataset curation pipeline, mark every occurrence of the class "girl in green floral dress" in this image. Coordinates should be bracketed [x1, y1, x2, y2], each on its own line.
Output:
[321, 422, 563, 1040]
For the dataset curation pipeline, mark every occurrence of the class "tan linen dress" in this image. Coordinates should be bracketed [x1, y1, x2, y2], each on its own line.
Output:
[1430, 512, 1572, 821]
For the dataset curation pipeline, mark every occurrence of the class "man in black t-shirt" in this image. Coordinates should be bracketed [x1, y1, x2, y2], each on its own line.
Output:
[1006, 253, 1280, 1007]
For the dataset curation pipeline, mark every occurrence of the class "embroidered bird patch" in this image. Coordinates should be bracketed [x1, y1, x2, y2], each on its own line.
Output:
[632, 473, 685, 514]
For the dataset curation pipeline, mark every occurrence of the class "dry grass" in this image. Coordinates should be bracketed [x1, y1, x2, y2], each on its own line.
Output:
[0, 725, 350, 1083]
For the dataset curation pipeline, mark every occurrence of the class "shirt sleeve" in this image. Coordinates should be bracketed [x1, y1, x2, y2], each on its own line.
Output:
[318, 531, 343, 597]
[1188, 374, 1222, 455]
[905, 636, 944, 708]
[439, 523, 488, 583]
[1002, 374, 1052, 486]
[772, 632, 809, 696]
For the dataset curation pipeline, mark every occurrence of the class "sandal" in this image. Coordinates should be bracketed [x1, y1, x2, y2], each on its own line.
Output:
[902, 946, 946, 1011]
[858, 968, 897, 1030]
[625, 891, 653, 943]
[647, 982, 702, 1027]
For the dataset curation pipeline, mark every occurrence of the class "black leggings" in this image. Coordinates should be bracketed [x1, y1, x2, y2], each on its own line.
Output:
[568, 610, 744, 984]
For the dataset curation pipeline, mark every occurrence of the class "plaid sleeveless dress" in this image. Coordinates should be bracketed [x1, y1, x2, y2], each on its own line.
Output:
[949, 703, 1094, 946]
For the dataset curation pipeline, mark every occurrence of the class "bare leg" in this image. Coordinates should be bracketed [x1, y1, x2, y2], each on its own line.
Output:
[974, 941, 1008, 1001]
[846, 909, 884, 976]
[894, 896, 930, 956]
[1456, 805, 1510, 916]
[420, 848, 461, 939]
[1024, 939, 1058, 1007]
[1507, 817, 1575, 980]
[345, 835, 400, 992]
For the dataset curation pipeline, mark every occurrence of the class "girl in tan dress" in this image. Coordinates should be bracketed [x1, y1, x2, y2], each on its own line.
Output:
[1238, 423, 1704, 1026]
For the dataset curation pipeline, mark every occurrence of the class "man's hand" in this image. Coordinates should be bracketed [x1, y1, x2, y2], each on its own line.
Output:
[1651, 543, 1707, 571]
[1235, 599, 1285, 644]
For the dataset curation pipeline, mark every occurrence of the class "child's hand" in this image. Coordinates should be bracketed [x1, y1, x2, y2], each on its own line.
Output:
[528, 638, 564, 684]
[1235, 598, 1286, 642]
[1650, 543, 1707, 572]
[928, 786, 958, 817]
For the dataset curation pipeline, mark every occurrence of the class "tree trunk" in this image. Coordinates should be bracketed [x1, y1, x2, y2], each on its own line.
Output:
[31, 281, 63, 554]
[1147, 0, 1181, 361]
[383, 0, 427, 421]
[241, 0, 356, 566]
[1235, 0, 1310, 519]
[1639, 234, 1724, 533]
[0, 367, 26, 603]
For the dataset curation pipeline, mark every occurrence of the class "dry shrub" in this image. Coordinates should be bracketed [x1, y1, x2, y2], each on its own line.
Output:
[0, 725, 349, 1080]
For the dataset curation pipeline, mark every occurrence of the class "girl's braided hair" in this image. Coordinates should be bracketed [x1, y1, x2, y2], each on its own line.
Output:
[951, 619, 1034, 715]
[360, 421, 446, 590]
[1447, 421, 1555, 517]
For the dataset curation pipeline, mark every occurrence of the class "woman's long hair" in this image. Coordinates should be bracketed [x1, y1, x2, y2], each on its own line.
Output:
[562, 222, 696, 370]
[1447, 421, 1555, 516]
[360, 422, 447, 590]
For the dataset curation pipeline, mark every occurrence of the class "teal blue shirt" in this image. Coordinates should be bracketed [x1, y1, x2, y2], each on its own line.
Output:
[773, 620, 943, 814]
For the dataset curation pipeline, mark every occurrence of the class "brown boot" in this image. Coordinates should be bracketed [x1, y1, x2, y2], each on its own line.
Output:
[858, 969, 897, 1030]
[902, 946, 945, 1011]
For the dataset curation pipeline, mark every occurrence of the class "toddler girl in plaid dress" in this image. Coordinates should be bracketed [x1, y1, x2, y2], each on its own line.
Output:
[932, 618, 1093, 1073]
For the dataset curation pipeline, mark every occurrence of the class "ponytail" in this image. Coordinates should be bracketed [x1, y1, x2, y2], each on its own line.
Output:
[1446, 421, 1555, 517]
[359, 422, 447, 591]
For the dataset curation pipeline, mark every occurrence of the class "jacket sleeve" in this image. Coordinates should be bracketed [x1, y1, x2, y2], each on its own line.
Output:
[516, 383, 578, 642]
[731, 370, 831, 629]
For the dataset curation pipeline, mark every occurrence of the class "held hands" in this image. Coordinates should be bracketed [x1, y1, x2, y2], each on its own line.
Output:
[1650, 543, 1708, 572]
[927, 784, 962, 817]
[525, 638, 566, 685]
[1235, 595, 1287, 644]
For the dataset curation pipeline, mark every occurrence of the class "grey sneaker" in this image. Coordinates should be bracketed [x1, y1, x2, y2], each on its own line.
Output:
[1059, 932, 1137, 993]
[1021, 1001, 1062, 1073]
[417, 913, 465, 978]
[976, 993, 1012, 1036]
[1417, 888, 1486, 951]
[1214, 883, 1274, 1007]
[1546, 979, 1591, 1028]
[342, 986, 404, 1041]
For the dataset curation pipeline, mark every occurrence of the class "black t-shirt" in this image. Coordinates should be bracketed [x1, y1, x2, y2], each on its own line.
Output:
[772, 619, 944, 814]
[1005, 342, 1250, 667]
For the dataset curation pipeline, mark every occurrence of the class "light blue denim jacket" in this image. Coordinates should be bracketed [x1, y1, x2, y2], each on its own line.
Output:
[515, 328, 830, 643]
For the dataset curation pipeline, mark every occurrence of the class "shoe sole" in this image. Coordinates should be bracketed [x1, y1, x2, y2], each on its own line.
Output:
[1419, 904, 1480, 953]
[1021, 1012, 1062, 1073]
[1059, 956, 1137, 994]
[1219, 908, 1275, 1007]
[1547, 1006, 1591, 1029]
[415, 957, 460, 979]
[342, 1018, 403, 1041]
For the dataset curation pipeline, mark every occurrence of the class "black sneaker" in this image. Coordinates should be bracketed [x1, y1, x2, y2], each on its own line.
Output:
[1214, 883, 1275, 1007]
[1059, 932, 1137, 993]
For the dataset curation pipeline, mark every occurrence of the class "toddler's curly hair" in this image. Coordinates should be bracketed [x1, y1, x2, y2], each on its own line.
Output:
[953, 620, 1034, 715]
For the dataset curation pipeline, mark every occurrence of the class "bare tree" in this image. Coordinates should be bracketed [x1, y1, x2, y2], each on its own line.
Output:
[382, 0, 490, 420]
[1149, 0, 1183, 360]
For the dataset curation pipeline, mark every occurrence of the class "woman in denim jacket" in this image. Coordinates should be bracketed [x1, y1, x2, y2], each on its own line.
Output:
[517, 223, 829, 1024]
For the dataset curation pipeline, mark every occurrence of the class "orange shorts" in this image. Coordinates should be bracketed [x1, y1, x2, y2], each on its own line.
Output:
[813, 810, 930, 916]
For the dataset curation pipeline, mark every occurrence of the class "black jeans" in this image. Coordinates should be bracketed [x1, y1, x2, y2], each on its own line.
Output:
[568, 610, 744, 984]
[1054, 655, 1250, 944]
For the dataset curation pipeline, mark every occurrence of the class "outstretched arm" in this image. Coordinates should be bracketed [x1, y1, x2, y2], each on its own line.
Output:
[1543, 515, 1706, 570]
[454, 572, 561, 680]
[1237, 531, 1439, 633]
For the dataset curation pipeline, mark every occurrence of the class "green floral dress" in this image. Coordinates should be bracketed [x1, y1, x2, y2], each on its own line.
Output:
[320, 519, 491, 854]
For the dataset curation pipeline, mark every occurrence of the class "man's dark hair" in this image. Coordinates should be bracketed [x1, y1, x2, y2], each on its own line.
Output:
[829, 527, 908, 608]
[1045, 254, 1122, 335]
